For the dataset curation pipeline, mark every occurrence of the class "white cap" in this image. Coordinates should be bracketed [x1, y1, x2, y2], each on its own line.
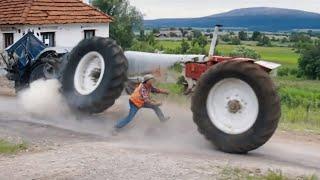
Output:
[143, 74, 155, 83]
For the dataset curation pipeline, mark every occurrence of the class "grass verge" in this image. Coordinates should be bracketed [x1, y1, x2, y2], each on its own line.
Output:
[219, 167, 318, 180]
[275, 77, 320, 133]
[0, 139, 27, 154]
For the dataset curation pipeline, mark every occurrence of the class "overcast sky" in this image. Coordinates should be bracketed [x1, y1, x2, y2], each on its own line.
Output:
[129, 0, 320, 20]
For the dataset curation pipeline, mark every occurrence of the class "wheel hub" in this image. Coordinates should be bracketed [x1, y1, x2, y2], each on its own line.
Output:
[206, 78, 259, 134]
[228, 100, 242, 113]
[74, 51, 105, 95]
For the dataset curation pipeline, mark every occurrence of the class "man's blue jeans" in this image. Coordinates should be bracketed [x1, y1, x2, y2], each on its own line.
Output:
[115, 101, 166, 129]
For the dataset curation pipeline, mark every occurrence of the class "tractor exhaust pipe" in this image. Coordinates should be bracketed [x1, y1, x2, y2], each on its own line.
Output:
[208, 25, 223, 57]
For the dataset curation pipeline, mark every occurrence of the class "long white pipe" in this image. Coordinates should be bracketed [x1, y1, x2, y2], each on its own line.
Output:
[124, 51, 206, 76]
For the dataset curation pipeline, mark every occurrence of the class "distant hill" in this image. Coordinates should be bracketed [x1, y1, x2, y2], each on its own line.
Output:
[144, 7, 320, 31]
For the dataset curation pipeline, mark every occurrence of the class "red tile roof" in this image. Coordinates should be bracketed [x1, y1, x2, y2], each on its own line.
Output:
[0, 0, 112, 26]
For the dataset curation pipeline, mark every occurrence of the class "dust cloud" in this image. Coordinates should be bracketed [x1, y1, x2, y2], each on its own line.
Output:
[8, 79, 212, 153]
[18, 79, 72, 118]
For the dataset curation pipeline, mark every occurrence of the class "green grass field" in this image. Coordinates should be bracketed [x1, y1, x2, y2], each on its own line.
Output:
[275, 77, 320, 133]
[157, 40, 299, 66]
[158, 40, 181, 49]
[216, 45, 299, 65]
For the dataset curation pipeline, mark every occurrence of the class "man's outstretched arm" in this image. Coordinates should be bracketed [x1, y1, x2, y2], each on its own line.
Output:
[151, 86, 169, 95]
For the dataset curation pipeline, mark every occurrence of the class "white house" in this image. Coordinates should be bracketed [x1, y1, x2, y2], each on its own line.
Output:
[0, 0, 112, 50]
[82, 0, 93, 4]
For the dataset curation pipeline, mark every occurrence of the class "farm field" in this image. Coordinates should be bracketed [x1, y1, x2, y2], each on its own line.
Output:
[158, 40, 299, 66]
[216, 45, 299, 66]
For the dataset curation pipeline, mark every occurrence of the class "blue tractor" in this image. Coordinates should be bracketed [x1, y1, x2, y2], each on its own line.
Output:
[0, 32, 128, 113]
[0, 32, 65, 90]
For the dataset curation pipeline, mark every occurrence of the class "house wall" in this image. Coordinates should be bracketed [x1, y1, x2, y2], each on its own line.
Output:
[0, 23, 109, 50]
[82, 0, 92, 4]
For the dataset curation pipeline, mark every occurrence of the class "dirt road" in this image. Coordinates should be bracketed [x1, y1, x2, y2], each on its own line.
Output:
[0, 95, 319, 179]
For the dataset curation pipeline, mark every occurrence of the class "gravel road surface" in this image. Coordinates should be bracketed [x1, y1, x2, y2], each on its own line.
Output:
[0, 95, 319, 179]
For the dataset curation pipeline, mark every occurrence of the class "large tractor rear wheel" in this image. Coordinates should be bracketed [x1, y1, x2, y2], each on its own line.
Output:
[192, 61, 280, 153]
[61, 37, 127, 114]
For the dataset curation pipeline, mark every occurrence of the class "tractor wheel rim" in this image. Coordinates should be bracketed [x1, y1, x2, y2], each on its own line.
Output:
[206, 78, 259, 135]
[74, 51, 105, 95]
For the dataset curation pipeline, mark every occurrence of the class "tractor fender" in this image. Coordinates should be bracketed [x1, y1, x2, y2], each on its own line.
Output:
[231, 58, 281, 72]
[35, 47, 71, 61]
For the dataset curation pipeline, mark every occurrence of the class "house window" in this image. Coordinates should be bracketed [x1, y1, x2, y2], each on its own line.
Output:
[4, 33, 14, 48]
[84, 30, 95, 39]
[41, 32, 55, 47]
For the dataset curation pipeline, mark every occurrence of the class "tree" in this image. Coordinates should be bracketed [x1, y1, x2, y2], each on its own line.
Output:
[179, 28, 188, 37]
[192, 30, 202, 39]
[230, 36, 241, 45]
[180, 39, 190, 54]
[196, 35, 208, 48]
[238, 31, 248, 41]
[139, 29, 146, 41]
[220, 34, 231, 42]
[152, 28, 160, 34]
[93, 0, 143, 49]
[229, 46, 261, 59]
[146, 33, 156, 46]
[188, 43, 204, 54]
[252, 31, 262, 41]
[257, 35, 272, 47]
[191, 35, 208, 48]
[294, 41, 314, 53]
[289, 33, 312, 43]
[281, 37, 289, 43]
[298, 43, 320, 80]
[129, 32, 157, 52]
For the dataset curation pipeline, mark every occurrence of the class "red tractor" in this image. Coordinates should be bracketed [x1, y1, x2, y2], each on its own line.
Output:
[124, 25, 281, 153]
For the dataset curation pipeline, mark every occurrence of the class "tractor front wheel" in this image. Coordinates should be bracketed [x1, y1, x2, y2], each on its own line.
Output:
[192, 61, 281, 153]
[61, 37, 127, 114]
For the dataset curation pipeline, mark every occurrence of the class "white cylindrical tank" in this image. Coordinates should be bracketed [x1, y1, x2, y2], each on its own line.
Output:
[124, 51, 206, 76]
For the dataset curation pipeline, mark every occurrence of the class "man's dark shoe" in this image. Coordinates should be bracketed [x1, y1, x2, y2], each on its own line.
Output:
[162, 116, 170, 122]
[111, 128, 121, 136]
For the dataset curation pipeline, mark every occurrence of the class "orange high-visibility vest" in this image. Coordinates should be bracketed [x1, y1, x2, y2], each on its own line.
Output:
[130, 84, 145, 108]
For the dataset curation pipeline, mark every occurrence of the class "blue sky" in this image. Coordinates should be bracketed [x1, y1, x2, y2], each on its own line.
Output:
[129, 0, 320, 19]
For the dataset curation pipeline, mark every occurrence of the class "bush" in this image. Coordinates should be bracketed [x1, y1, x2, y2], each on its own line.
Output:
[229, 46, 261, 59]
[279, 87, 320, 108]
[298, 43, 320, 80]
[187, 43, 205, 54]
[278, 67, 290, 77]
[229, 36, 241, 45]
[251, 31, 262, 41]
[170, 62, 183, 73]
[278, 67, 299, 77]
[180, 39, 190, 54]
[129, 40, 155, 52]
[238, 31, 248, 41]
[220, 34, 231, 42]
[257, 35, 272, 47]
